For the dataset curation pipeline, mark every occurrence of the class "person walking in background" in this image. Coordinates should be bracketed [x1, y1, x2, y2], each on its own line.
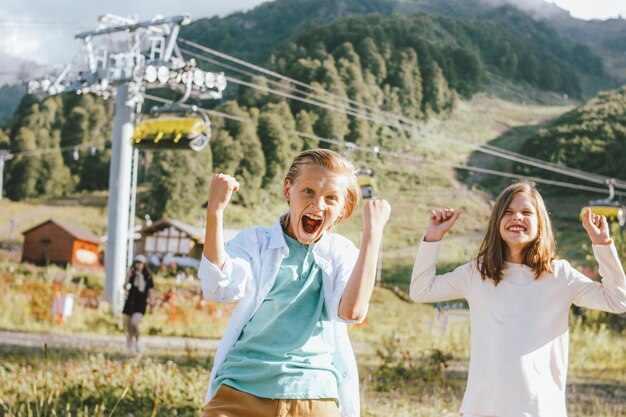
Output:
[123, 254, 155, 356]
[198, 149, 391, 417]
[410, 181, 626, 417]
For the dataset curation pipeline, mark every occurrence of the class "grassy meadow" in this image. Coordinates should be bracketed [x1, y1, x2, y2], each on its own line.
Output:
[0, 286, 624, 417]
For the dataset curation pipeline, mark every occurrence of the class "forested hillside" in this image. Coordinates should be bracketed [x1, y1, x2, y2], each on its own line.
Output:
[185, 0, 616, 97]
[515, 86, 626, 181]
[396, 0, 626, 88]
[180, 0, 396, 65]
[5, 93, 111, 199]
[0, 0, 621, 221]
[275, 9, 604, 100]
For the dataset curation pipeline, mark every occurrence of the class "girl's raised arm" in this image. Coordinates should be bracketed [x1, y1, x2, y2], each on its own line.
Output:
[581, 207, 612, 246]
[569, 208, 626, 313]
[410, 208, 470, 303]
[424, 208, 461, 242]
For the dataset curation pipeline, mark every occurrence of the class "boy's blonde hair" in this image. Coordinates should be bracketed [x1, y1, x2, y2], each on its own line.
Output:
[476, 181, 556, 285]
[284, 149, 361, 221]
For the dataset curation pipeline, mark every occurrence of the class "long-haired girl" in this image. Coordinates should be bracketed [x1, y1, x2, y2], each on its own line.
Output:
[122, 254, 155, 355]
[410, 181, 626, 417]
[198, 149, 391, 417]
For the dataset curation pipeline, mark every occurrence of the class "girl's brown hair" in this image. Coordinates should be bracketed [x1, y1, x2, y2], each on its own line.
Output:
[281, 149, 361, 229]
[476, 181, 556, 285]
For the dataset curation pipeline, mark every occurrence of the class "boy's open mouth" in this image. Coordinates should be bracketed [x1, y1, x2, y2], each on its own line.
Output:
[302, 213, 323, 234]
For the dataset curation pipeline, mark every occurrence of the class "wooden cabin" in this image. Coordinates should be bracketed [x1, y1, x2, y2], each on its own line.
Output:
[135, 218, 205, 260]
[135, 218, 239, 262]
[21, 219, 102, 268]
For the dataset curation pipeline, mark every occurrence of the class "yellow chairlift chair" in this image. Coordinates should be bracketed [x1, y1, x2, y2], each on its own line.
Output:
[132, 105, 211, 152]
[580, 200, 626, 226]
[357, 168, 379, 199]
[580, 180, 626, 226]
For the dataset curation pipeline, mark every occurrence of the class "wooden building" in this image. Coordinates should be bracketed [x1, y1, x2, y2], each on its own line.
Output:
[22, 219, 102, 268]
[135, 218, 205, 260]
[135, 218, 239, 262]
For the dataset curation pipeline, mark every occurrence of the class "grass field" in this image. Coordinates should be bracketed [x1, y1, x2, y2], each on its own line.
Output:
[0, 287, 624, 417]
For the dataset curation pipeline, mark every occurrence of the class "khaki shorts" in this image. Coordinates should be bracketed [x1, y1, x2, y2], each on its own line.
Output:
[201, 384, 340, 417]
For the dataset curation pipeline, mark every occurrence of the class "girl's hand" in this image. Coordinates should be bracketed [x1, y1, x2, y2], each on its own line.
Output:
[581, 208, 612, 245]
[363, 199, 391, 235]
[424, 208, 461, 242]
[207, 173, 239, 214]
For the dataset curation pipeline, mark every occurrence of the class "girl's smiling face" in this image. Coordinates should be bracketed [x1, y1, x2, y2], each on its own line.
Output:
[499, 193, 539, 260]
[283, 164, 348, 244]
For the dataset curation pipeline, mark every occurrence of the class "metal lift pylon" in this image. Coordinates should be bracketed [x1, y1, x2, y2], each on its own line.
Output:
[28, 14, 227, 313]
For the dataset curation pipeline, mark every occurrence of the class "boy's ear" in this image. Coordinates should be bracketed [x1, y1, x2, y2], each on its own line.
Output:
[283, 179, 291, 201]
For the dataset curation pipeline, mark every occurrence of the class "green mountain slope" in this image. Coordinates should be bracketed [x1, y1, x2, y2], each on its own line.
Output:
[515, 86, 626, 182]
[1, 0, 621, 127]
[396, 0, 626, 83]
[1, 0, 618, 225]
[183, 0, 615, 98]
[180, 0, 396, 65]
[276, 8, 605, 99]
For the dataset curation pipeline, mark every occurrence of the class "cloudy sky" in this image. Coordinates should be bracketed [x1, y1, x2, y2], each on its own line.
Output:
[0, 0, 624, 82]
[545, 0, 626, 20]
[0, 1, 267, 66]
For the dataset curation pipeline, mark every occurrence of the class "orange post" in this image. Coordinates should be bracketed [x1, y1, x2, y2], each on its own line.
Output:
[53, 282, 62, 326]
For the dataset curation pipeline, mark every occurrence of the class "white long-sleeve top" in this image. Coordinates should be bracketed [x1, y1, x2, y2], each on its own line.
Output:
[410, 240, 626, 417]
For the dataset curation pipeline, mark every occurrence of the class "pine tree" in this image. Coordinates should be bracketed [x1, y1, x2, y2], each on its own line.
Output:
[295, 110, 318, 149]
[258, 101, 299, 187]
[62, 107, 89, 175]
[210, 128, 242, 175]
[38, 129, 73, 197]
[312, 57, 350, 149]
[222, 102, 266, 205]
[149, 148, 213, 221]
[78, 95, 111, 191]
[356, 37, 387, 83]
[6, 127, 38, 200]
[390, 48, 423, 119]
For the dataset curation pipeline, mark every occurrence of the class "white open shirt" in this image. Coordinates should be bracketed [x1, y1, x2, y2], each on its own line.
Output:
[198, 220, 365, 417]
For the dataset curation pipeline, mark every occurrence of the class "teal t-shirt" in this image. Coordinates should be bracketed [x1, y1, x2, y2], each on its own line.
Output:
[213, 232, 339, 399]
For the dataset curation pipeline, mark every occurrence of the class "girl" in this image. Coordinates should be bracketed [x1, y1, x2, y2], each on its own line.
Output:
[122, 254, 155, 355]
[410, 181, 626, 417]
[198, 149, 391, 417]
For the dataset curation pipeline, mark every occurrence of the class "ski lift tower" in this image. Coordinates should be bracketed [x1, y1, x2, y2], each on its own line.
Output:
[28, 14, 227, 312]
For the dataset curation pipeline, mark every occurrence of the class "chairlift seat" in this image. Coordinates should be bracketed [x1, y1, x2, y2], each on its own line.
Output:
[580, 204, 626, 226]
[132, 116, 210, 151]
[357, 170, 379, 199]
